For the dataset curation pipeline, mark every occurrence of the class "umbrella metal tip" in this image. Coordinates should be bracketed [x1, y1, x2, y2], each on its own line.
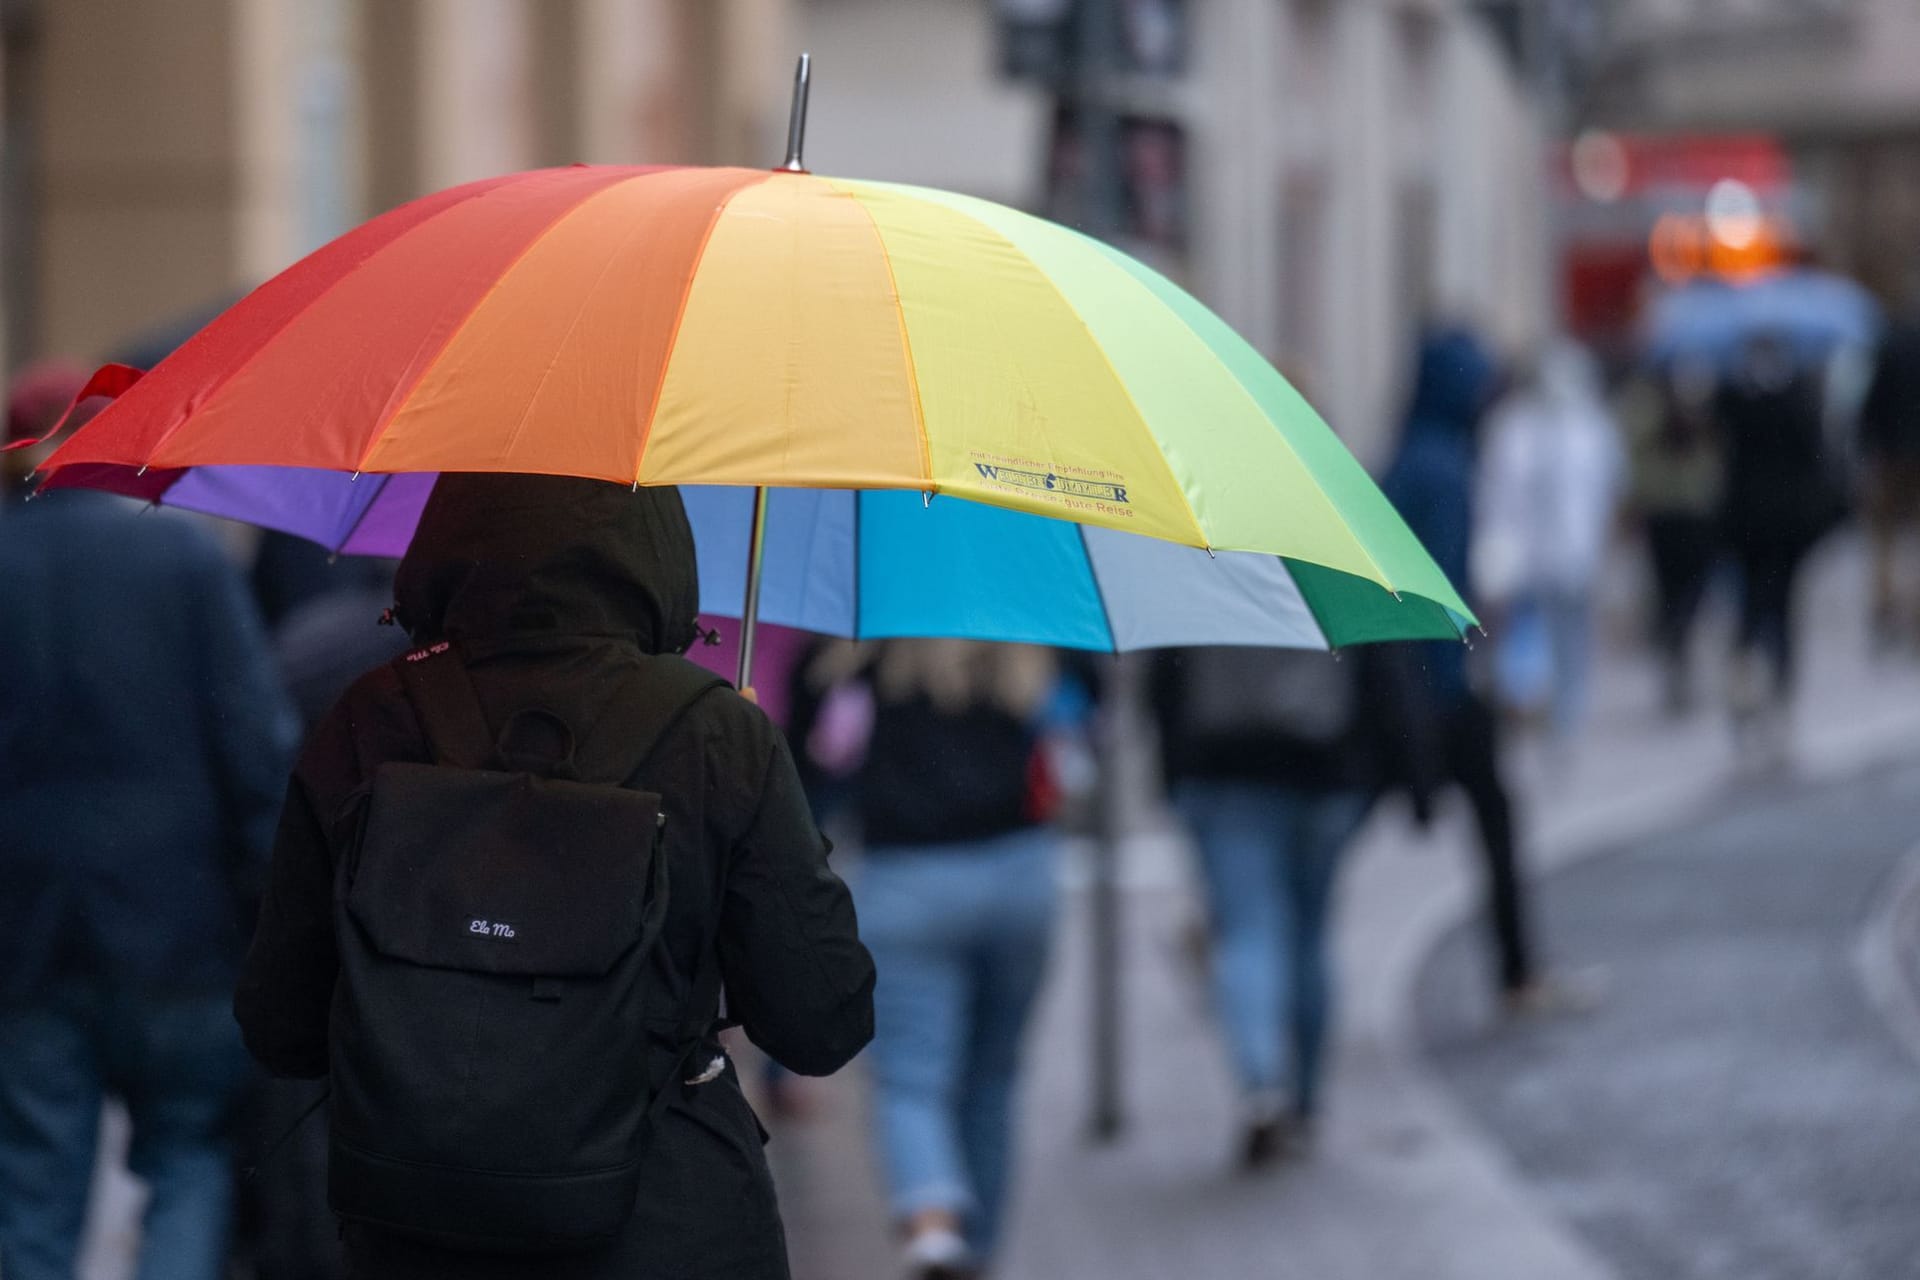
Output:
[781, 51, 813, 173]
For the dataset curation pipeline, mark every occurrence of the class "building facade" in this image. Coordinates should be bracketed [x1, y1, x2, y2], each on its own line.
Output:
[1586, 0, 1920, 300]
[1, 0, 792, 369]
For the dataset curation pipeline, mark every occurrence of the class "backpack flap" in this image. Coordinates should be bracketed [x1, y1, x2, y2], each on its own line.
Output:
[348, 763, 667, 978]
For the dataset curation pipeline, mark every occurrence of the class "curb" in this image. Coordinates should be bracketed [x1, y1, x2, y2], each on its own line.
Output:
[1856, 837, 1920, 1069]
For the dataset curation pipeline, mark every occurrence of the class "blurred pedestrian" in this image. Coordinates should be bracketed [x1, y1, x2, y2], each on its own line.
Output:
[819, 641, 1071, 1280]
[1378, 327, 1566, 1014]
[0, 363, 298, 1280]
[1619, 356, 1724, 714]
[234, 474, 873, 1279]
[1148, 646, 1376, 1167]
[1715, 330, 1848, 761]
[1473, 339, 1625, 742]
[1859, 303, 1920, 654]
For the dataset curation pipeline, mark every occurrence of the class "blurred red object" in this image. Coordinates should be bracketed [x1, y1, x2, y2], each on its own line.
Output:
[6, 360, 90, 444]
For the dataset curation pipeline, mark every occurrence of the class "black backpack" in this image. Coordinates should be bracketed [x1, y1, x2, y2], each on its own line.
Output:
[1174, 646, 1355, 751]
[326, 641, 724, 1253]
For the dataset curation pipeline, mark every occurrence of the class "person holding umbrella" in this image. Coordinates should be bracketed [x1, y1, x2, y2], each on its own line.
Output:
[235, 473, 875, 1277]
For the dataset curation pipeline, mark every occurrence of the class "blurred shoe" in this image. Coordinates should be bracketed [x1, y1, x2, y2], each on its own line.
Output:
[1239, 1093, 1309, 1171]
[1501, 967, 1609, 1020]
[903, 1226, 977, 1280]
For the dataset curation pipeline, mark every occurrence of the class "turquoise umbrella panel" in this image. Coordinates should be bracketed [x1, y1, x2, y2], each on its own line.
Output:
[682, 487, 1465, 652]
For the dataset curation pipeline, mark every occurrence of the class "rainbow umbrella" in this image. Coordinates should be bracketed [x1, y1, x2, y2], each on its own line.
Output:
[32, 113, 1471, 668]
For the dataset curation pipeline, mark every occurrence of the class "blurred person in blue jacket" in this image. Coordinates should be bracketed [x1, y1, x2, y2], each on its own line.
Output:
[0, 363, 298, 1280]
[1377, 328, 1567, 1016]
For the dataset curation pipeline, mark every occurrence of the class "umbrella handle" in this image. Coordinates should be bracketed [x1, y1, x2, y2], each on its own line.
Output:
[737, 485, 771, 691]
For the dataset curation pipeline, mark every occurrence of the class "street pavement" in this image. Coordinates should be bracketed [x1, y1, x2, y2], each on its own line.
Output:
[1419, 762, 1920, 1280]
[765, 535, 1920, 1280]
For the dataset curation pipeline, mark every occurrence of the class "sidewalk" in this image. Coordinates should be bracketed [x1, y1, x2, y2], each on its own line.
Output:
[767, 536, 1920, 1280]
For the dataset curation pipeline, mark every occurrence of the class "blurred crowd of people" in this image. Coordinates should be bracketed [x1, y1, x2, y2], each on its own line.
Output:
[2, 255, 1912, 1280]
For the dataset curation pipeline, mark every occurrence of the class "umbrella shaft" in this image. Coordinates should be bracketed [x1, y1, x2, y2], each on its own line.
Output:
[737, 485, 771, 690]
[781, 53, 811, 172]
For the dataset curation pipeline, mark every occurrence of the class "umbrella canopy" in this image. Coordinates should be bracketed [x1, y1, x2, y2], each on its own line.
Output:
[35, 163, 1471, 644]
[1644, 268, 1880, 369]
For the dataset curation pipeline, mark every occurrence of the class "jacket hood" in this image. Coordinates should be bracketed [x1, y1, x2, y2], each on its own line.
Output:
[393, 473, 700, 654]
[1400, 327, 1501, 444]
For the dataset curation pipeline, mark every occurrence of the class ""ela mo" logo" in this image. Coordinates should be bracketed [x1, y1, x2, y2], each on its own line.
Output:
[469, 919, 516, 939]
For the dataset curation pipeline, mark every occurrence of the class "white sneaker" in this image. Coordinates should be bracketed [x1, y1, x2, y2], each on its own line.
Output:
[903, 1227, 976, 1280]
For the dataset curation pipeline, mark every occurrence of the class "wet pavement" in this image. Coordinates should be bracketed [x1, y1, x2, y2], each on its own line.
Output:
[1419, 763, 1920, 1280]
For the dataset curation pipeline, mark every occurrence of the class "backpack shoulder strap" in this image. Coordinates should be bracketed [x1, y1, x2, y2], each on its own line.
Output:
[395, 642, 495, 769]
[602, 654, 730, 784]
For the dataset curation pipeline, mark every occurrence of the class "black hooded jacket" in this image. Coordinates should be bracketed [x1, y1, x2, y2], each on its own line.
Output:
[235, 474, 874, 1280]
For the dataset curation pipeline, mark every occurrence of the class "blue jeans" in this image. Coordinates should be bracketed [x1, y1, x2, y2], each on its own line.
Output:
[855, 828, 1058, 1261]
[0, 983, 250, 1280]
[1176, 781, 1368, 1117]
[1499, 589, 1598, 735]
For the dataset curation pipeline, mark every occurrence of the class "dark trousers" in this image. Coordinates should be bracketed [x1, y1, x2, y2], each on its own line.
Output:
[0, 983, 250, 1280]
[1644, 513, 1717, 661]
[1733, 538, 1812, 695]
[1443, 697, 1534, 993]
